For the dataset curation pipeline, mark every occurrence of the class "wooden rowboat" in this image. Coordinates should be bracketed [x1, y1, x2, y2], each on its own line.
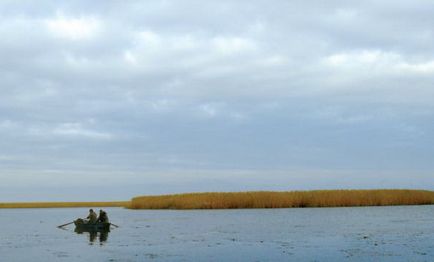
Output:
[74, 218, 110, 231]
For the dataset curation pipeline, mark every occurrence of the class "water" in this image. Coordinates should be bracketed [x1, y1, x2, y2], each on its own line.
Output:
[0, 206, 433, 261]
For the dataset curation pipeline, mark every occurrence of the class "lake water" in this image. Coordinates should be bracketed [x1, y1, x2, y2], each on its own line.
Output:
[0, 206, 433, 261]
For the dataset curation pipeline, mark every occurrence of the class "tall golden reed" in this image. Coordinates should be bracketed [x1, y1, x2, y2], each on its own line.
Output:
[128, 190, 434, 209]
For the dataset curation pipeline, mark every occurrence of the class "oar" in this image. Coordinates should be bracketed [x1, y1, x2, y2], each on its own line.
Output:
[57, 221, 74, 228]
[110, 223, 119, 228]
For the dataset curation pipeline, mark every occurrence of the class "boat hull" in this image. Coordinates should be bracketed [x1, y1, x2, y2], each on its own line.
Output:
[74, 219, 110, 231]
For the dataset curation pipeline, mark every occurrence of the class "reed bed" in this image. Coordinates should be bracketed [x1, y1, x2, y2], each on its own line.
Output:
[128, 190, 434, 209]
[0, 201, 129, 209]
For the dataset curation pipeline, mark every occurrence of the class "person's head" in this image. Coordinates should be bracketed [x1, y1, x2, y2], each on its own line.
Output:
[99, 209, 103, 214]
[89, 209, 94, 213]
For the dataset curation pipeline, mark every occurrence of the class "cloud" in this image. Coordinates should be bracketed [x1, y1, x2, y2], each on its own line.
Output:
[212, 36, 257, 55]
[324, 49, 434, 74]
[52, 122, 113, 139]
[0, 120, 15, 129]
[198, 103, 219, 118]
[45, 13, 102, 40]
[397, 60, 434, 74]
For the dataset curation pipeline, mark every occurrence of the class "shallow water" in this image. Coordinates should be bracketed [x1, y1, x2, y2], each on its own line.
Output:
[0, 206, 433, 261]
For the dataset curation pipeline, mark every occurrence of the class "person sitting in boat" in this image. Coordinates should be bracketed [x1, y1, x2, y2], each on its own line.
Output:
[97, 209, 109, 223]
[86, 209, 98, 224]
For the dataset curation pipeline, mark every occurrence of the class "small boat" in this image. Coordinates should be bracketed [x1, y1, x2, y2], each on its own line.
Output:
[74, 218, 110, 231]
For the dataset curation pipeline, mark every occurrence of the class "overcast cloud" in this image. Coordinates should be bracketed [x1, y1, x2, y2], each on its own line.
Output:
[1, 1, 433, 200]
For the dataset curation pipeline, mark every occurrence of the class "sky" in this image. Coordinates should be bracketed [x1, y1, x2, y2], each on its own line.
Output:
[1, 1, 433, 201]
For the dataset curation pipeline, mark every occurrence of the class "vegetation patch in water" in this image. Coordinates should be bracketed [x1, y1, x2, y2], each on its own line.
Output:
[128, 190, 434, 209]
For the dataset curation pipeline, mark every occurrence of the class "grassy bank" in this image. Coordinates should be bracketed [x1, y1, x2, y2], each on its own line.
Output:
[128, 190, 434, 209]
[0, 201, 129, 208]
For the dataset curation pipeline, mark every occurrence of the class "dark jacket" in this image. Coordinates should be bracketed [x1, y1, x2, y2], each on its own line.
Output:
[97, 211, 109, 223]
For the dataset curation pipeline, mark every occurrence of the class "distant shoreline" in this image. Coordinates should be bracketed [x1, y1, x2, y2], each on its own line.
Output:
[1, 189, 433, 209]
[0, 201, 128, 209]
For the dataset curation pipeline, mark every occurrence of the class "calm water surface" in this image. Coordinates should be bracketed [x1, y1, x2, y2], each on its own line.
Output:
[1, 206, 433, 261]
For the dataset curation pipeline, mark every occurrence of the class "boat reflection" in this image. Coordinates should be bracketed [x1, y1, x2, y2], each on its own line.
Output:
[74, 227, 110, 244]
